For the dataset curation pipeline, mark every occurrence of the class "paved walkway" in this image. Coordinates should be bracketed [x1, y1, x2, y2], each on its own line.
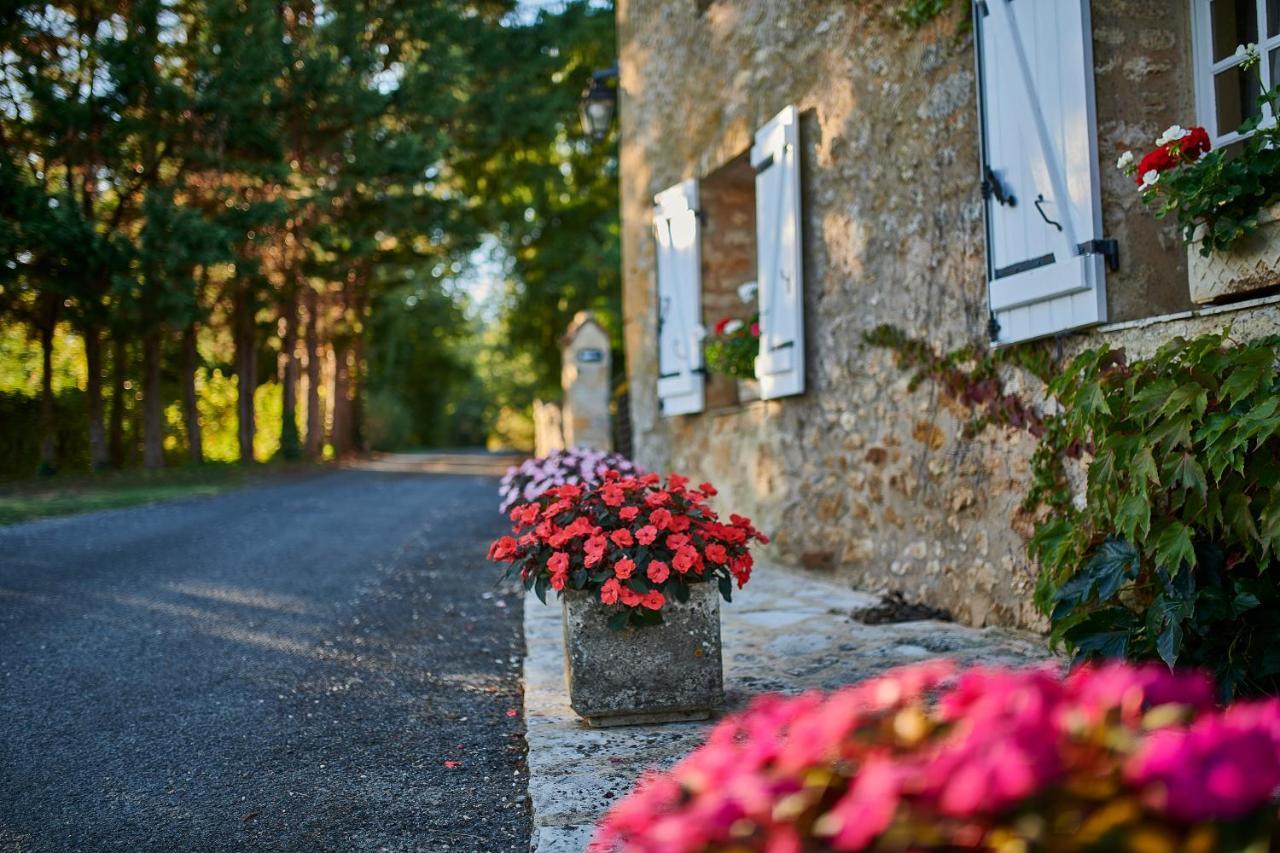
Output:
[524, 565, 1050, 852]
[0, 467, 528, 851]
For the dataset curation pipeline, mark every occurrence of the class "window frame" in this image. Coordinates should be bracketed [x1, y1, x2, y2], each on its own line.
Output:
[1191, 0, 1280, 148]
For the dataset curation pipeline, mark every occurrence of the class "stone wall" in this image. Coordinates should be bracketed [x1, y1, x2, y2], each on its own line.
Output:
[616, 0, 1280, 628]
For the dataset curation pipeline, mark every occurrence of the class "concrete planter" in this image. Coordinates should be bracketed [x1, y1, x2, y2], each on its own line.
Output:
[737, 377, 760, 402]
[561, 582, 724, 727]
[1188, 205, 1280, 304]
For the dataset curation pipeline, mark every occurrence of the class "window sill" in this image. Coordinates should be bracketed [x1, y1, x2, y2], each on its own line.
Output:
[1096, 291, 1280, 336]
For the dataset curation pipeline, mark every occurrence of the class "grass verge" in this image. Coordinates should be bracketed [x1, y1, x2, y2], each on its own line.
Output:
[0, 461, 324, 526]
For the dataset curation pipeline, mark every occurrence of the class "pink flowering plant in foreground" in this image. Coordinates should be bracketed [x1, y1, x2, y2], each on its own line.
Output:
[487, 472, 767, 629]
[593, 661, 1280, 851]
[497, 447, 641, 514]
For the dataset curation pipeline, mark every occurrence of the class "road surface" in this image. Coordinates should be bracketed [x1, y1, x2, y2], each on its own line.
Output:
[0, 467, 528, 851]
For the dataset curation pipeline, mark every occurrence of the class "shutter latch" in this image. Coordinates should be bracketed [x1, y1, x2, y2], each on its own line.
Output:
[981, 166, 1015, 207]
[1078, 238, 1120, 272]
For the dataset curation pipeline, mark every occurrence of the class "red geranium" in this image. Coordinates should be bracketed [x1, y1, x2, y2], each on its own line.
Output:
[1132, 126, 1211, 186]
[487, 471, 768, 628]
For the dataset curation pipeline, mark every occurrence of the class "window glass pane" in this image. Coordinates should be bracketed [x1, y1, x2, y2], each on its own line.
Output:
[1214, 63, 1263, 136]
[1270, 0, 1280, 37]
[1211, 0, 1259, 62]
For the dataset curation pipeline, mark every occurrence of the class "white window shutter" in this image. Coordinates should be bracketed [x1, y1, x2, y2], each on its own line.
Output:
[975, 0, 1109, 346]
[752, 105, 805, 399]
[653, 180, 705, 416]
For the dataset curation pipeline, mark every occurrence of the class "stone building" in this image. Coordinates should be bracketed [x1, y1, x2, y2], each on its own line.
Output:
[616, 0, 1280, 627]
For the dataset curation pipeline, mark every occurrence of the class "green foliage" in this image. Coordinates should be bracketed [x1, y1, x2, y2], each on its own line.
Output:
[1032, 332, 1280, 698]
[1137, 88, 1280, 255]
[0, 390, 90, 480]
[704, 319, 759, 378]
[892, 0, 953, 28]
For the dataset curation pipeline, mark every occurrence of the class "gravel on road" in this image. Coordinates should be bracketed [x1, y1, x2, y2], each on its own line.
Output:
[0, 469, 528, 852]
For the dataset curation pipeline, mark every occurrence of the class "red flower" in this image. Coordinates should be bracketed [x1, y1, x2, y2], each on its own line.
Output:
[705, 543, 728, 564]
[1178, 126, 1211, 160]
[614, 557, 636, 580]
[601, 484, 625, 507]
[698, 482, 718, 496]
[548, 552, 569, 574]
[550, 571, 567, 591]
[641, 589, 666, 610]
[619, 506, 640, 522]
[1135, 146, 1174, 184]
[610, 528, 634, 548]
[714, 317, 732, 335]
[647, 560, 670, 583]
[600, 577, 621, 605]
[649, 508, 673, 530]
[668, 514, 692, 533]
[666, 533, 690, 550]
[644, 490, 671, 508]
[750, 322, 760, 337]
[510, 504, 540, 526]
[673, 546, 698, 574]
[619, 586, 643, 607]
[635, 525, 658, 545]
[488, 536, 518, 561]
[668, 474, 690, 490]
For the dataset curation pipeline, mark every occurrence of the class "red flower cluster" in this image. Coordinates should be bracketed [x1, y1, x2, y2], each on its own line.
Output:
[487, 471, 767, 625]
[1133, 126, 1210, 186]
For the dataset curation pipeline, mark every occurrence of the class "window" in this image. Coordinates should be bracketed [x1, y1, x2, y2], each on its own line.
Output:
[1192, 0, 1280, 148]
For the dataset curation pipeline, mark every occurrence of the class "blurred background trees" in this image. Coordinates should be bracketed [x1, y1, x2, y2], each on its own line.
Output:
[0, 0, 618, 477]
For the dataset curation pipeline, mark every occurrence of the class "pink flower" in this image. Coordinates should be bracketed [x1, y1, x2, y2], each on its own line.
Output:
[673, 546, 698, 574]
[547, 552, 569, 574]
[619, 506, 640, 522]
[614, 557, 636, 580]
[705, 542, 728, 564]
[635, 525, 658, 545]
[649, 508, 673, 530]
[641, 589, 665, 610]
[610, 528, 634, 548]
[647, 560, 670, 583]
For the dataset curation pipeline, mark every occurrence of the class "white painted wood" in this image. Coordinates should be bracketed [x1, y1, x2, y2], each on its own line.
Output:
[751, 105, 805, 399]
[1190, 0, 1279, 148]
[975, 0, 1107, 345]
[653, 179, 705, 416]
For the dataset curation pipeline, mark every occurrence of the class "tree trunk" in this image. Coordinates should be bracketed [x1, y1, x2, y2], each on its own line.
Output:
[331, 343, 352, 457]
[84, 325, 109, 470]
[109, 335, 127, 468]
[304, 286, 323, 458]
[350, 329, 366, 453]
[278, 290, 300, 459]
[181, 324, 203, 464]
[234, 285, 257, 463]
[38, 315, 56, 475]
[142, 331, 164, 470]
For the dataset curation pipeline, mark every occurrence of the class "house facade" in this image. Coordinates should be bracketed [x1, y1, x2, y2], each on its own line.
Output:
[616, 0, 1280, 628]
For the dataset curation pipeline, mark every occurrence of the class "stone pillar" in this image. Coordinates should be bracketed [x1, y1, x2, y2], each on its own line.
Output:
[560, 311, 612, 451]
[533, 399, 565, 458]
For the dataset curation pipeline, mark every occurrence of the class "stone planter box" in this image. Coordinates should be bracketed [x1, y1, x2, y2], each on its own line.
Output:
[561, 582, 724, 727]
[737, 377, 760, 402]
[1188, 204, 1280, 304]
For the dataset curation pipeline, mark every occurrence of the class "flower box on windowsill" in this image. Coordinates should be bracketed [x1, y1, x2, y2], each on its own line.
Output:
[736, 378, 760, 402]
[1188, 204, 1280, 304]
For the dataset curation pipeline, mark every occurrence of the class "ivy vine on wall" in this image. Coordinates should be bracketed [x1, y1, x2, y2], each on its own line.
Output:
[865, 326, 1280, 698]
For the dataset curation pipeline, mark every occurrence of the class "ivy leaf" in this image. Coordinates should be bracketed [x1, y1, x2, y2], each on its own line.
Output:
[1132, 445, 1160, 490]
[1158, 382, 1209, 420]
[1115, 494, 1151, 543]
[1051, 538, 1139, 620]
[1155, 615, 1184, 668]
[1260, 492, 1280, 557]
[1168, 453, 1208, 499]
[1219, 348, 1275, 403]
[1064, 608, 1138, 660]
[1153, 521, 1196, 571]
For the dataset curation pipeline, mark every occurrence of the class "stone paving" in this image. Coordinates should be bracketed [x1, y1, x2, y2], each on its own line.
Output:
[523, 564, 1052, 852]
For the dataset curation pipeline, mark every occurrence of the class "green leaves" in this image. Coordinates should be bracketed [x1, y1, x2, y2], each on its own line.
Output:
[1035, 333, 1280, 697]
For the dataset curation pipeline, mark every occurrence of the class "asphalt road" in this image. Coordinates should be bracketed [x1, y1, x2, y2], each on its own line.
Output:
[0, 469, 529, 852]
